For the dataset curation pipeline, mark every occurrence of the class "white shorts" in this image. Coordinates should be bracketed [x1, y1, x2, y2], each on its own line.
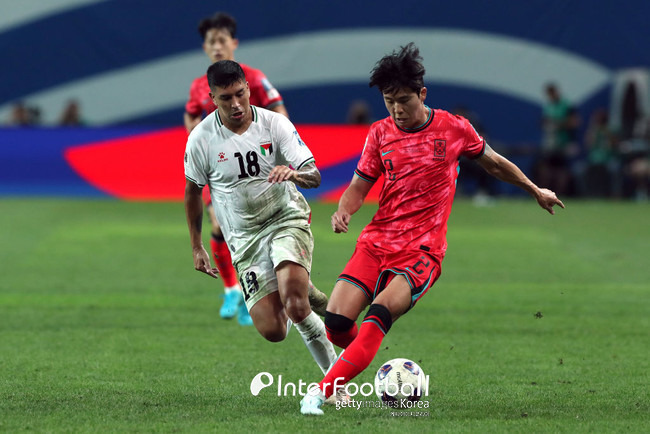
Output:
[234, 226, 313, 310]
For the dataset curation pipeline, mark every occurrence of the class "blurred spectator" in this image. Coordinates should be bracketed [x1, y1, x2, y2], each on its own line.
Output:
[575, 108, 621, 197]
[536, 83, 580, 196]
[8, 101, 40, 126]
[620, 81, 642, 140]
[346, 100, 372, 124]
[613, 79, 650, 201]
[619, 116, 650, 201]
[58, 99, 85, 126]
[626, 156, 649, 201]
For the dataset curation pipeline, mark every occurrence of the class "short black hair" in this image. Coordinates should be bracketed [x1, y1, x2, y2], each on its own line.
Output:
[369, 43, 425, 95]
[207, 60, 246, 89]
[198, 12, 237, 40]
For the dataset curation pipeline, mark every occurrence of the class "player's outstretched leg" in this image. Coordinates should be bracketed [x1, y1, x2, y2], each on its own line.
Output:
[299, 304, 392, 415]
[321, 305, 391, 396]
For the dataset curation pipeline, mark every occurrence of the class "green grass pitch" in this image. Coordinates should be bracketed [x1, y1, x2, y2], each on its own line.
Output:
[0, 198, 648, 432]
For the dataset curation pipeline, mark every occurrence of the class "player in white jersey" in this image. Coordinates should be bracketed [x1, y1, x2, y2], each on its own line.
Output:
[184, 60, 336, 375]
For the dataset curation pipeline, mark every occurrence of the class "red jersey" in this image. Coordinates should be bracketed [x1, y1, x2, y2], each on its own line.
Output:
[185, 63, 283, 116]
[354, 107, 485, 264]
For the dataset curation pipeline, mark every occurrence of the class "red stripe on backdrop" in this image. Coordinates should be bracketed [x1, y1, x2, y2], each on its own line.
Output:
[298, 125, 369, 169]
[64, 127, 188, 200]
[63, 124, 371, 201]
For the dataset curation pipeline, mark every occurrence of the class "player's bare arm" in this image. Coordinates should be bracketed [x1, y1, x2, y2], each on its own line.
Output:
[184, 179, 220, 278]
[267, 162, 321, 189]
[184, 112, 202, 133]
[332, 175, 374, 233]
[476, 143, 565, 214]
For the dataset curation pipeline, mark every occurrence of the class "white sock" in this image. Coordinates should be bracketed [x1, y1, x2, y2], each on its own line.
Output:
[295, 311, 337, 374]
[224, 285, 241, 293]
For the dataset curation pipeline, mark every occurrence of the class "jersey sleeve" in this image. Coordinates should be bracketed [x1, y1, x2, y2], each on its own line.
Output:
[354, 125, 382, 184]
[184, 132, 208, 187]
[457, 115, 486, 159]
[272, 115, 314, 169]
[185, 78, 203, 116]
[248, 69, 283, 109]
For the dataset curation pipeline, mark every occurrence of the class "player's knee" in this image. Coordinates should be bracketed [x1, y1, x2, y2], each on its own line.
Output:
[257, 323, 287, 343]
[261, 330, 285, 343]
[284, 294, 310, 323]
[211, 231, 224, 241]
[325, 311, 357, 347]
[363, 304, 393, 334]
[325, 311, 355, 333]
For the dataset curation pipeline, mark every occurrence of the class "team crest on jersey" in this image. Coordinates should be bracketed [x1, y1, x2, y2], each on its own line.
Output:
[217, 152, 228, 163]
[260, 142, 273, 156]
[434, 139, 446, 159]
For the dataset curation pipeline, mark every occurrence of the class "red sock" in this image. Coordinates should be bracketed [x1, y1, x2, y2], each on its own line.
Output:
[319, 321, 385, 397]
[210, 236, 238, 288]
[326, 323, 358, 349]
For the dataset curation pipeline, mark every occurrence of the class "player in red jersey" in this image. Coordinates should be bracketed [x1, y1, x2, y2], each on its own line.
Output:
[300, 43, 564, 415]
[184, 13, 287, 132]
[184, 13, 327, 326]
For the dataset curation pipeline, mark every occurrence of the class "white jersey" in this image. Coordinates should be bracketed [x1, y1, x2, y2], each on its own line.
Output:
[184, 106, 315, 263]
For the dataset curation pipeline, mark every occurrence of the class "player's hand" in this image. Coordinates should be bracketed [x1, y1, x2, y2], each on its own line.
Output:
[331, 210, 351, 233]
[192, 246, 220, 279]
[268, 165, 295, 184]
[536, 188, 565, 215]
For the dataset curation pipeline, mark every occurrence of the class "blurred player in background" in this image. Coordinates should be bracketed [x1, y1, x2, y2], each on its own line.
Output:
[185, 60, 336, 374]
[184, 12, 326, 326]
[300, 43, 564, 415]
[184, 12, 287, 132]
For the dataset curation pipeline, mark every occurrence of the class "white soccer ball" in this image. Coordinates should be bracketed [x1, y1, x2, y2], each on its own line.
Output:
[374, 358, 426, 403]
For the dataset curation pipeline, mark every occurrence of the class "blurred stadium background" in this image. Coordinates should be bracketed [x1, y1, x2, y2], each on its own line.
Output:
[1, 0, 648, 200]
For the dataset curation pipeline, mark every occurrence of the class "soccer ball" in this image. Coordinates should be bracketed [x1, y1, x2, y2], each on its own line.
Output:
[374, 358, 426, 402]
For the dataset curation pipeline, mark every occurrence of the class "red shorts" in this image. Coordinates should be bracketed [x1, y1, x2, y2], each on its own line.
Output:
[338, 241, 441, 308]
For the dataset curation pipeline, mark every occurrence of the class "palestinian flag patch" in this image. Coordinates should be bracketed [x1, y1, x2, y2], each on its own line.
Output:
[260, 142, 273, 156]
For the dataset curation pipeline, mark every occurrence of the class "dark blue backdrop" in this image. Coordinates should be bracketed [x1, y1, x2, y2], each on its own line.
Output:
[1, 1, 648, 146]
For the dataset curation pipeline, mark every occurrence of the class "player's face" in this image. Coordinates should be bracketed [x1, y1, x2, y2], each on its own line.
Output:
[210, 80, 251, 130]
[203, 28, 238, 63]
[382, 87, 428, 129]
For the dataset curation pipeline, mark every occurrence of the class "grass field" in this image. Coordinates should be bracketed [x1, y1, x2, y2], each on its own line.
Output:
[0, 198, 648, 433]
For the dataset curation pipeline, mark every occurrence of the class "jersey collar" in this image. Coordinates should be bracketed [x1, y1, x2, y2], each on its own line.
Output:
[395, 105, 433, 133]
[214, 105, 259, 129]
